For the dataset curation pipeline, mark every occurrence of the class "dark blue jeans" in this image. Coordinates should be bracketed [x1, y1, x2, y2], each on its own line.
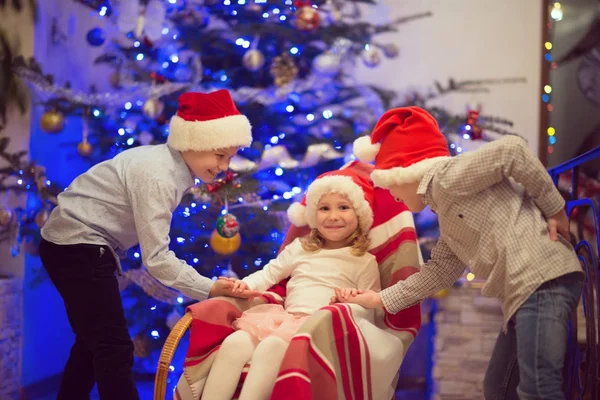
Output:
[483, 272, 583, 400]
[39, 238, 139, 400]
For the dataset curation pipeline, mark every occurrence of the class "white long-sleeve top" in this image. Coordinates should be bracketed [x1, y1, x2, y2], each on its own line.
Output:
[243, 238, 380, 315]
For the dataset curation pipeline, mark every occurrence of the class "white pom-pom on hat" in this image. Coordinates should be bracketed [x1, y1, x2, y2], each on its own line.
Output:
[353, 135, 380, 163]
[287, 202, 308, 227]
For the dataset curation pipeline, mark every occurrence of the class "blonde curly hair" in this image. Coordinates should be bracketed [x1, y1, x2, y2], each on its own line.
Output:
[300, 225, 371, 256]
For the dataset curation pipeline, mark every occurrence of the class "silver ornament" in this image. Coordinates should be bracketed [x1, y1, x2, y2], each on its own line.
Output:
[382, 43, 399, 58]
[312, 53, 341, 77]
[361, 47, 382, 68]
[142, 98, 165, 119]
[242, 49, 265, 72]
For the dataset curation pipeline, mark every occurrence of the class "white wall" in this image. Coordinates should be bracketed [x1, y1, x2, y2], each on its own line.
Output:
[354, 0, 543, 156]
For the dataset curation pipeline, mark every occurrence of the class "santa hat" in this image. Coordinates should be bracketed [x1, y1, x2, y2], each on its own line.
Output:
[287, 168, 374, 234]
[168, 89, 253, 152]
[353, 106, 450, 188]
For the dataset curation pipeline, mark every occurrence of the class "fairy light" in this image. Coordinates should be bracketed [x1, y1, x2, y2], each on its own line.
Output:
[544, 2, 561, 155]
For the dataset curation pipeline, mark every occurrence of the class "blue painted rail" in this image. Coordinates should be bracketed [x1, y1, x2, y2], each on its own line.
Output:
[548, 146, 600, 400]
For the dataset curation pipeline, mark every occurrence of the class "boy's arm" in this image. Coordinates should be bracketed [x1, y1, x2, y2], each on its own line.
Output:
[242, 240, 297, 292]
[129, 178, 214, 301]
[438, 135, 565, 218]
[380, 238, 466, 314]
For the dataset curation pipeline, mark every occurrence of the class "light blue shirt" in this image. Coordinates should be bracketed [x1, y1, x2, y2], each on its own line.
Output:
[41, 144, 214, 301]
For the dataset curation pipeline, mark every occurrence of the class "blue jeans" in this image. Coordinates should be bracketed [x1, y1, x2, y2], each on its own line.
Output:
[483, 272, 583, 400]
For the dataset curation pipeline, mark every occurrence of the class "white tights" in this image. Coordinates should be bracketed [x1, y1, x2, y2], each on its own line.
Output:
[201, 330, 289, 400]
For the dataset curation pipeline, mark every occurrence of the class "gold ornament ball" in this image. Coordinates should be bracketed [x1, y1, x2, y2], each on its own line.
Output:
[0, 208, 14, 228]
[242, 49, 266, 72]
[40, 110, 65, 134]
[294, 6, 320, 31]
[77, 142, 94, 157]
[142, 98, 165, 119]
[35, 209, 50, 229]
[210, 230, 241, 255]
[433, 288, 450, 299]
[245, 3, 262, 12]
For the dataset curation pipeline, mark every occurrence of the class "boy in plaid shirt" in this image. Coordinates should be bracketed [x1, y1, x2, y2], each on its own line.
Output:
[337, 107, 583, 400]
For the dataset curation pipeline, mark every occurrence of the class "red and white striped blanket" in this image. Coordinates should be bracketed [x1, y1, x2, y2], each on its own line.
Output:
[175, 161, 422, 400]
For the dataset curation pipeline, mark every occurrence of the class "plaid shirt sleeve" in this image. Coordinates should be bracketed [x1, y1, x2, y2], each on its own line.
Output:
[380, 238, 466, 314]
[436, 135, 565, 218]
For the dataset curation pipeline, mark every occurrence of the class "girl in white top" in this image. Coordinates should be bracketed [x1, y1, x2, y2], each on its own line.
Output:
[202, 169, 381, 400]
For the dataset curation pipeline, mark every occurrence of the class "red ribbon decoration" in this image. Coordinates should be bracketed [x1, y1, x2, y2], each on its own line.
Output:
[206, 170, 236, 193]
[466, 109, 483, 140]
[294, 0, 312, 7]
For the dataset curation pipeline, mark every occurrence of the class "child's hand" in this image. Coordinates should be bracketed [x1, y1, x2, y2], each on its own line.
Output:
[547, 209, 570, 242]
[330, 288, 362, 304]
[334, 288, 384, 309]
[218, 276, 251, 293]
[210, 278, 260, 299]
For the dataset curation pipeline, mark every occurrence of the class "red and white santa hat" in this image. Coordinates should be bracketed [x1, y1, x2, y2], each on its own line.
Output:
[287, 167, 375, 234]
[168, 89, 253, 152]
[353, 106, 450, 188]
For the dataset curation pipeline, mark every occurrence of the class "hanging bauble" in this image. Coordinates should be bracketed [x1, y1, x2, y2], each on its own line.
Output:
[361, 47, 382, 68]
[0, 207, 14, 229]
[433, 289, 450, 299]
[382, 43, 399, 59]
[40, 110, 65, 134]
[312, 53, 341, 77]
[270, 53, 298, 87]
[242, 49, 265, 72]
[86, 27, 106, 47]
[77, 141, 94, 157]
[35, 209, 50, 229]
[216, 213, 240, 238]
[210, 230, 241, 255]
[295, 5, 320, 31]
[142, 98, 165, 119]
[132, 333, 151, 358]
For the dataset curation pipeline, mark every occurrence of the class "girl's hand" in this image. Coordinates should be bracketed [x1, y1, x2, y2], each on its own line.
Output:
[218, 276, 251, 293]
[334, 288, 384, 309]
[212, 277, 260, 299]
[330, 288, 363, 304]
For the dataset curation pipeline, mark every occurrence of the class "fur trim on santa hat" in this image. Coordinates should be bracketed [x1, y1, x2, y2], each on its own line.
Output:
[289, 175, 373, 233]
[353, 135, 380, 163]
[286, 202, 308, 227]
[371, 156, 449, 188]
[168, 114, 252, 152]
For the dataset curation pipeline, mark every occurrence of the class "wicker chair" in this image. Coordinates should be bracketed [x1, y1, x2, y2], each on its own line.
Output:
[154, 312, 193, 400]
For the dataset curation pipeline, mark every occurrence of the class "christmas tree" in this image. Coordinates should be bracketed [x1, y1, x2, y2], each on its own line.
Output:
[7, 0, 525, 377]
